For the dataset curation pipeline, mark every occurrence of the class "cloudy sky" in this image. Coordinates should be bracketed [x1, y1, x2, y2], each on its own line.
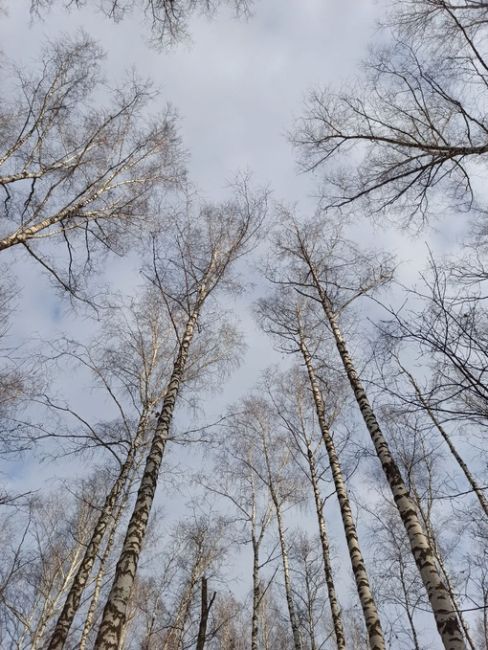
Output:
[1, 3, 471, 646]
[1, 0, 393, 423]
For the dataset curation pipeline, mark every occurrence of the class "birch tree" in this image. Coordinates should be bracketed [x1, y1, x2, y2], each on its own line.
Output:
[200, 415, 275, 650]
[258, 292, 386, 650]
[273, 214, 467, 649]
[294, 0, 488, 226]
[376, 257, 488, 518]
[0, 480, 110, 649]
[229, 397, 305, 650]
[0, 34, 183, 298]
[93, 183, 267, 649]
[263, 367, 347, 650]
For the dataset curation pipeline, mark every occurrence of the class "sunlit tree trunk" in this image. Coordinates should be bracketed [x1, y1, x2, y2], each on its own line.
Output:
[79, 477, 133, 650]
[310, 271, 466, 650]
[298, 327, 385, 650]
[304, 437, 346, 649]
[94, 286, 207, 649]
[48, 411, 150, 650]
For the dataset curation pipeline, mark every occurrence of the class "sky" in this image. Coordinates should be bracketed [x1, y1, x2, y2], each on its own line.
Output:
[0, 0, 390, 440]
[0, 2, 475, 647]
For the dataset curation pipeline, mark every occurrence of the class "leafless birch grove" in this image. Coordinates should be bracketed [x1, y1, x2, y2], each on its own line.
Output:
[1, 1, 488, 649]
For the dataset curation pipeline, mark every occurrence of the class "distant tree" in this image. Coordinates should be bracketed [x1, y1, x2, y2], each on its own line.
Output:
[0, 483, 108, 649]
[258, 292, 386, 650]
[263, 368, 347, 650]
[377, 256, 488, 518]
[229, 397, 305, 650]
[200, 412, 275, 650]
[289, 533, 331, 650]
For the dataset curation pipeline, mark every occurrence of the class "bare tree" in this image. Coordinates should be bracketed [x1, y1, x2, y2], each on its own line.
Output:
[258, 292, 386, 650]
[0, 33, 183, 299]
[263, 368, 347, 650]
[195, 576, 217, 650]
[0, 480, 111, 649]
[27, 0, 253, 47]
[158, 517, 226, 650]
[231, 397, 304, 650]
[271, 214, 467, 649]
[200, 414, 275, 650]
[376, 257, 488, 517]
[289, 532, 332, 650]
[294, 1, 488, 226]
[93, 183, 267, 649]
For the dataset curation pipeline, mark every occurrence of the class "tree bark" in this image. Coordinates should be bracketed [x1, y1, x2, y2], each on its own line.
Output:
[196, 576, 216, 650]
[305, 440, 346, 650]
[261, 434, 303, 650]
[78, 476, 133, 650]
[299, 330, 386, 650]
[251, 536, 261, 650]
[312, 276, 467, 650]
[47, 412, 149, 650]
[94, 296, 204, 650]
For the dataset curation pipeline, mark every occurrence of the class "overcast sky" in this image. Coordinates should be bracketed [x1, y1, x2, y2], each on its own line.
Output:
[1, 4, 471, 645]
[1, 0, 391, 414]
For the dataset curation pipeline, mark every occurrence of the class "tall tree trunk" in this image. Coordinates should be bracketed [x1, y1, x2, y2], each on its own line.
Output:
[196, 576, 216, 650]
[94, 297, 204, 650]
[47, 411, 149, 650]
[305, 440, 346, 649]
[162, 557, 203, 650]
[412, 486, 476, 650]
[251, 535, 261, 650]
[30, 544, 85, 650]
[79, 476, 133, 650]
[405, 370, 488, 519]
[298, 329, 385, 650]
[261, 436, 303, 650]
[312, 276, 466, 650]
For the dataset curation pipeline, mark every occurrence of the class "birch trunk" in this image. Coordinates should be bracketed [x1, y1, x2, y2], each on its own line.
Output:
[196, 576, 215, 650]
[305, 440, 346, 649]
[298, 331, 385, 650]
[30, 544, 85, 650]
[261, 435, 303, 650]
[412, 486, 475, 650]
[94, 298, 203, 650]
[78, 526, 115, 650]
[78, 475, 133, 650]
[47, 412, 149, 650]
[251, 535, 261, 650]
[162, 555, 203, 650]
[313, 278, 466, 650]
